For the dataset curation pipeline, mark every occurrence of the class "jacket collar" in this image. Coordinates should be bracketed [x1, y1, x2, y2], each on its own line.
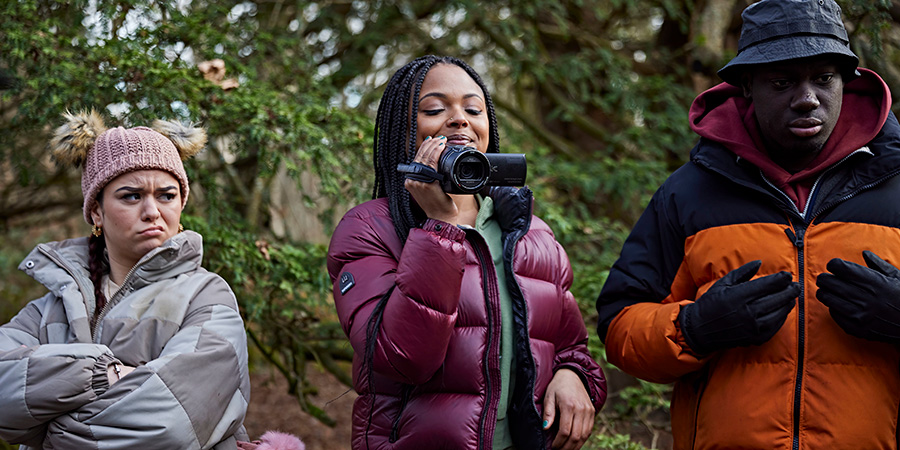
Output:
[692, 111, 900, 216]
[486, 186, 533, 234]
[20, 230, 204, 297]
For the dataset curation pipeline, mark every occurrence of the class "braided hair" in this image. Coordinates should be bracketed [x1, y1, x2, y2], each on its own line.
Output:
[372, 55, 500, 242]
[88, 233, 108, 320]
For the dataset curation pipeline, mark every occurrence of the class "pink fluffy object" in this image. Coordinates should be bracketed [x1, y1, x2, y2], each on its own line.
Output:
[238, 431, 305, 450]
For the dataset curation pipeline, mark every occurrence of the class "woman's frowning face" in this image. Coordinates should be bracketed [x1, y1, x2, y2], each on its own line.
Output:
[91, 169, 183, 271]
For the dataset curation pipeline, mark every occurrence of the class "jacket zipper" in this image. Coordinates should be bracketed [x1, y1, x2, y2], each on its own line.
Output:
[471, 237, 500, 450]
[774, 172, 898, 450]
[689, 366, 710, 450]
[90, 262, 142, 340]
[816, 173, 900, 217]
[760, 171, 821, 220]
[779, 167, 900, 450]
[758, 150, 885, 450]
[36, 245, 129, 343]
[785, 225, 806, 450]
[498, 194, 545, 448]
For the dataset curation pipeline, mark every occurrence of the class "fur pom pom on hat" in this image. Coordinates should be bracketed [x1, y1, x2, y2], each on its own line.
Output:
[50, 110, 108, 167]
[50, 110, 207, 224]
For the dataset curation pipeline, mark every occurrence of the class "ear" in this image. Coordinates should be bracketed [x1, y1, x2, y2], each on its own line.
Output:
[90, 203, 103, 228]
[741, 72, 753, 99]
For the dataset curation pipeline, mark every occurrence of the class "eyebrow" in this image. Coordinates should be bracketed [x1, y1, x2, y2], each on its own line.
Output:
[115, 185, 178, 193]
[420, 92, 484, 101]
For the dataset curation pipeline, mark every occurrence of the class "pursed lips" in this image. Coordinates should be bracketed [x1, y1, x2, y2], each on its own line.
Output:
[139, 226, 165, 236]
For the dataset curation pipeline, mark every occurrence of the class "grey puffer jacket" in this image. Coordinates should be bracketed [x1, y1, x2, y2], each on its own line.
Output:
[0, 231, 250, 450]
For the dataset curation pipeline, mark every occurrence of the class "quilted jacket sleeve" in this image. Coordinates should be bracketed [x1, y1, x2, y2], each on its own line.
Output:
[0, 294, 117, 447]
[328, 204, 467, 385]
[43, 276, 249, 450]
[596, 183, 705, 384]
[548, 239, 607, 411]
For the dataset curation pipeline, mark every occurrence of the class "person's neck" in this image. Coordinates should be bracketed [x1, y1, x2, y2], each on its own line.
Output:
[761, 135, 822, 175]
[106, 251, 137, 286]
[769, 151, 820, 174]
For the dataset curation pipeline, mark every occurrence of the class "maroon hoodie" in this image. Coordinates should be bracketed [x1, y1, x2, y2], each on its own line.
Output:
[689, 68, 892, 211]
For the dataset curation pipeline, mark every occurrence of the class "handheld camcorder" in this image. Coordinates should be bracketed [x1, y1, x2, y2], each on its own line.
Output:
[397, 145, 527, 194]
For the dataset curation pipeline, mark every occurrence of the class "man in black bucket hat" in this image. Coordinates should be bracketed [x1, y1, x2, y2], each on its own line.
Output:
[597, 0, 900, 448]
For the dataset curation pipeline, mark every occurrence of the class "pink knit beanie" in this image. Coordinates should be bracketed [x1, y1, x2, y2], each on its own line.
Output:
[49, 110, 206, 224]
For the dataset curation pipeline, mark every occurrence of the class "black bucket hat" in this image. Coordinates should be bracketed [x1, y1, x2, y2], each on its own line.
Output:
[718, 0, 860, 86]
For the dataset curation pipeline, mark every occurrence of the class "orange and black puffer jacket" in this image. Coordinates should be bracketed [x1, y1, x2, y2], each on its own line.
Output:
[597, 71, 900, 450]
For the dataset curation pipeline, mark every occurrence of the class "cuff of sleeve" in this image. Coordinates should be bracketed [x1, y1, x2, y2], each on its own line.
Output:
[421, 219, 465, 241]
[676, 304, 706, 358]
[91, 354, 119, 396]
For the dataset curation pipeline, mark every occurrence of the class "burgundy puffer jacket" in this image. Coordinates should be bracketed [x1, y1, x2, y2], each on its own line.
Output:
[327, 186, 606, 450]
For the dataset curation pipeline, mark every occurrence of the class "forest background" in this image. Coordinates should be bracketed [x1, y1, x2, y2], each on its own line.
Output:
[2, 1, 899, 449]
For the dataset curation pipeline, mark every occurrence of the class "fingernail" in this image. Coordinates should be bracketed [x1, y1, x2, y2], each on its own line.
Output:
[438, 135, 446, 139]
[542, 420, 549, 428]
[425, 136, 431, 140]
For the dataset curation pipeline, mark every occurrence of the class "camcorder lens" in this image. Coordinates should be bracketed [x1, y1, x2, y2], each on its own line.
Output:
[456, 156, 485, 183]
[436, 146, 489, 194]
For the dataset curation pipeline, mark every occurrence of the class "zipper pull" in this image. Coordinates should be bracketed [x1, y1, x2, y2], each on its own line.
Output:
[784, 227, 805, 248]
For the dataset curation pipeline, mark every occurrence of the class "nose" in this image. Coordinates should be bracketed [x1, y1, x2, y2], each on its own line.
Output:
[448, 110, 469, 128]
[141, 198, 161, 222]
[791, 83, 820, 111]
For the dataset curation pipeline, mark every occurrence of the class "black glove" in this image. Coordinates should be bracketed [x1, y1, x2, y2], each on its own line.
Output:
[816, 250, 900, 343]
[678, 260, 799, 356]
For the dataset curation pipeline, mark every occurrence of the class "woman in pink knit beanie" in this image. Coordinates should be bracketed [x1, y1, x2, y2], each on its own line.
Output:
[0, 111, 264, 449]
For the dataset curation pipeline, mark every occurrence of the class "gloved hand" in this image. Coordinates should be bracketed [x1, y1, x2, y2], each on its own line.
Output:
[678, 260, 799, 356]
[816, 250, 900, 343]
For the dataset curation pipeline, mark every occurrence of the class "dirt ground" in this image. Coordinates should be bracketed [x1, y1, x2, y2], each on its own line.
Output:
[244, 366, 356, 450]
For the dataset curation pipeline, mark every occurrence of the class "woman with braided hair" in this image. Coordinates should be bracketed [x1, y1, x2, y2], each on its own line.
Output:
[0, 111, 251, 449]
[328, 55, 606, 450]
